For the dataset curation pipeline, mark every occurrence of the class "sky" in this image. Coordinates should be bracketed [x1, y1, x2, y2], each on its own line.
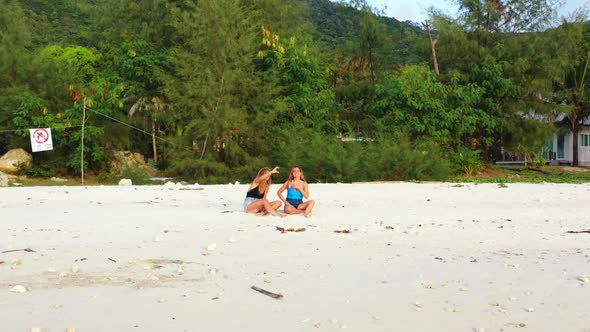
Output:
[366, 0, 589, 23]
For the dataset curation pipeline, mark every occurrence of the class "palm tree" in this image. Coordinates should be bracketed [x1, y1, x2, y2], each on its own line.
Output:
[128, 96, 170, 164]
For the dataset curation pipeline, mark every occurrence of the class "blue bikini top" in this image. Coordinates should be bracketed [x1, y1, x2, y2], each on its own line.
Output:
[287, 185, 303, 200]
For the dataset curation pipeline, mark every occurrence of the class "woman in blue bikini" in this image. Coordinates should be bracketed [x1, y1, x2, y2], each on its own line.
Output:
[277, 166, 315, 217]
[244, 166, 285, 217]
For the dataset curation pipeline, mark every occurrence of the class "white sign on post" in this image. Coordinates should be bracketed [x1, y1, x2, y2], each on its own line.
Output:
[29, 128, 53, 152]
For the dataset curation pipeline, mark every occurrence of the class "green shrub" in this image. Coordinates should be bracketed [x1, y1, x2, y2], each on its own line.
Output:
[19, 166, 53, 178]
[450, 147, 484, 175]
[121, 166, 150, 185]
[17, 162, 55, 178]
[97, 171, 115, 184]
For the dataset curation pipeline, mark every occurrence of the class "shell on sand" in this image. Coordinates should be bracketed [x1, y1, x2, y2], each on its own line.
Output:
[10, 285, 27, 293]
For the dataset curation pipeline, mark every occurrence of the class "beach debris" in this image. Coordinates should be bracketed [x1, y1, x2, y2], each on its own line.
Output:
[31, 327, 44, 332]
[207, 243, 217, 251]
[577, 275, 590, 283]
[71, 265, 80, 273]
[11, 259, 22, 269]
[566, 229, 590, 234]
[74, 258, 87, 262]
[413, 302, 423, 311]
[334, 230, 351, 234]
[525, 307, 535, 312]
[251, 285, 283, 299]
[0, 260, 4, 265]
[276, 227, 306, 233]
[154, 232, 165, 242]
[385, 226, 394, 230]
[108, 257, 117, 263]
[422, 284, 433, 289]
[505, 322, 527, 328]
[263, 277, 272, 283]
[473, 328, 485, 332]
[66, 327, 77, 332]
[2, 247, 35, 253]
[10, 285, 28, 293]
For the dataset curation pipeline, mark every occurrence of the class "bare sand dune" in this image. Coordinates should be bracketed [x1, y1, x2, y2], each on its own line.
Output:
[1, 183, 589, 332]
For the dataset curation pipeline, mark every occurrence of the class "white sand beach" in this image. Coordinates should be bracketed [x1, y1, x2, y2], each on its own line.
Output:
[1, 182, 589, 332]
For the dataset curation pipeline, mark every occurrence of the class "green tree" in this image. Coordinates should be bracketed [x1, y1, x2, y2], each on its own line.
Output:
[12, 45, 123, 174]
[548, 18, 590, 166]
[429, 0, 560, 162]
[88, 0, 177, 49]
[0, 0, 31, 152]
[256, 27, 337, 133]
[166, 0, 263, 178]
[103, 42, 173, 165]
[374, 65, 493, 147]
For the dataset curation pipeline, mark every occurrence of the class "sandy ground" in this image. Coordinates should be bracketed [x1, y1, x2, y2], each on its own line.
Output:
[1, 182, 589, 332]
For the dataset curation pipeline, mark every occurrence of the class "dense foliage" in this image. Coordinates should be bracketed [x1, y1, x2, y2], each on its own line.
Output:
[0, 0, 587, 183]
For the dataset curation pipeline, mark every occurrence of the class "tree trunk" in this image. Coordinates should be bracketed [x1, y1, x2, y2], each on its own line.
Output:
[424, 21, 440, 75]
[572, 120, 580, 166]
[152, 118, 158, 164]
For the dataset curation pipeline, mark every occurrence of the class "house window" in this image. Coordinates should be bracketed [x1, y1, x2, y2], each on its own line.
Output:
[580, 134, 590, 147]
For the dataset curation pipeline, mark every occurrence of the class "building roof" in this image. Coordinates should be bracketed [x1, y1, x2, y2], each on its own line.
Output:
[555, 112, 590, 126]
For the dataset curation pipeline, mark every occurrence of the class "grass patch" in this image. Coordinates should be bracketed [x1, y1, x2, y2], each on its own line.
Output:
[450, 165, 590, 184]
[10, 175, 102, 186]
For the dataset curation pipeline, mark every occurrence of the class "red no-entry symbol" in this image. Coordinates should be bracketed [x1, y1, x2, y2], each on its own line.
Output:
[33, 128, 49, 144]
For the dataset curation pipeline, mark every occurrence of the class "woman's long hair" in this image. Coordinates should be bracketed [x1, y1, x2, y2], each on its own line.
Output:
[256, 167, 271, 193]
[288, 166, 306, 182]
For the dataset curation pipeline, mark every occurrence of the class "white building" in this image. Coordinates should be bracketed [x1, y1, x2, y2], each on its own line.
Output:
[546, 116, 590, 166]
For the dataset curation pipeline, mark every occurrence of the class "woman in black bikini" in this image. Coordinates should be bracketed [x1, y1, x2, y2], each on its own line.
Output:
[243, 166, 285, 217]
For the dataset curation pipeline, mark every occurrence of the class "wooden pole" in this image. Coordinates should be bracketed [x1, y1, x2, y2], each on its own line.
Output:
[81, 97, 86, 185]
[152, 118, 158, 164]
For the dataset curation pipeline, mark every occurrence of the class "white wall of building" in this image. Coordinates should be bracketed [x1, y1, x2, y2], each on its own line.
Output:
[555, 128, 590, 166]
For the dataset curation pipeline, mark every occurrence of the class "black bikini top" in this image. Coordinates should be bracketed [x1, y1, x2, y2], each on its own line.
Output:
[246, 186, 264, 199]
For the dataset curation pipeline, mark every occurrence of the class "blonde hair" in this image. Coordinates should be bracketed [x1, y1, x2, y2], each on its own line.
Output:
[256, 167, 271, 193]
[288, 166, 306, 182]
